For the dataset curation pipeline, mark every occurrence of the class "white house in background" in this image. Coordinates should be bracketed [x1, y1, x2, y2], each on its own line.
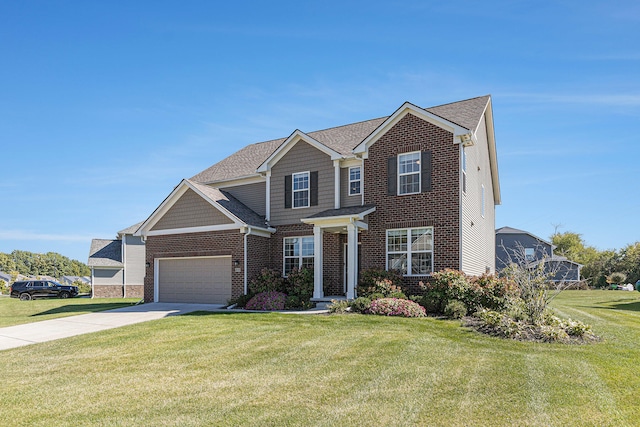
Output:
[88, 222, 145, 298]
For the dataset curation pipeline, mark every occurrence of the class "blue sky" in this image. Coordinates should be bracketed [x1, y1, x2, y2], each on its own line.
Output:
[1, 0, 638, 263]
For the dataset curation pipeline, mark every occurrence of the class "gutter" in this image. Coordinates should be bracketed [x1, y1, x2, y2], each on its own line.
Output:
[243, 226, 253, 295]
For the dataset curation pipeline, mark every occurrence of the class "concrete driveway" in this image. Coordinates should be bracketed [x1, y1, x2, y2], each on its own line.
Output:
[0, 302, 225, 351]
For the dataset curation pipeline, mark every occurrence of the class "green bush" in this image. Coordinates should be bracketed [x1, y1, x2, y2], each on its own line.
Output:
[444, 299, 467, 319]
[249, 268, 286, 294]
[358, 268, 404, 298]
[245, 291, 287, 311]
[328, 299, 351, 314]
[73, 280, 91, 294]
[285, 267, 314, 301]
[228, 293, 255, 308]
[350, 297, 371, 313]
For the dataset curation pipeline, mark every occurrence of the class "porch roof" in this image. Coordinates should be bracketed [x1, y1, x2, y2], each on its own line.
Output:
[302, 204, 376, 221]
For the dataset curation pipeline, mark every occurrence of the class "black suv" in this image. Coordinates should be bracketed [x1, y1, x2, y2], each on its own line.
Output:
[10, 280, 79, 301]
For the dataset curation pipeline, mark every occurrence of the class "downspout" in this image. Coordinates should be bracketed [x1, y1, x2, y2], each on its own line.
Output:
[244, 226, 253, 295]
[459, 143, 464, 273]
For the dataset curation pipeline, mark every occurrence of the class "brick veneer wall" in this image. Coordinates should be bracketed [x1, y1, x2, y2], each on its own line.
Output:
[93, 284, 123, 298]
[144, 230, 244, 303]
[362, 112, 461, 294]
[246, 233, 272, 288]
[269, 224, 343, 296]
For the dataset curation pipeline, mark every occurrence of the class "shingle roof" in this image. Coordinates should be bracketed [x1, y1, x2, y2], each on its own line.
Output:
[188, 180, 269, 229]
[88, 239, 123, 267]
[118, 221, 144, 235]
[191, 96, 491, 184]
[304, 204, 377, 219]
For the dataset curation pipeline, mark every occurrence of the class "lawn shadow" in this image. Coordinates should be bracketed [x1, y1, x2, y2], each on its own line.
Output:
[607, 300, 640, 312]
[32, 302, 138, 317]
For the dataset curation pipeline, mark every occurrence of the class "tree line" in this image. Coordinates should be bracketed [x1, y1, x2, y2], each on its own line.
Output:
[551, 232, 640, 287]
[0, 250, 90, 280]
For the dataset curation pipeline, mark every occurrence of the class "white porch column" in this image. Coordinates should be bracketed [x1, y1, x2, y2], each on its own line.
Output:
[333, 160, 340, 209]
[313, 225, 324, 299]
[346, 222, 358, 299]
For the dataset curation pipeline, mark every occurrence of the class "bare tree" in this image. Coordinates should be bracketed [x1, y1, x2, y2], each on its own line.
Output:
[498, 242, 572, 325]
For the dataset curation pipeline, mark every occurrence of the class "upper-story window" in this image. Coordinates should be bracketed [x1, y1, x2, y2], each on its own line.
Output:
[349, 166, 361, 195]
[292, 171, 310, 208]
[398, 152, 421, 195]
[525, 247, 535, 261]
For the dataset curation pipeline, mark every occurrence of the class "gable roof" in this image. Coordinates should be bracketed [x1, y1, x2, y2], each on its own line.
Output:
[190, 96, 492, 185]
[136, 179, 273, 237]
[118, 221, 144, 236]
[88, 239, 123, 267]
[496, 226, 554, 248]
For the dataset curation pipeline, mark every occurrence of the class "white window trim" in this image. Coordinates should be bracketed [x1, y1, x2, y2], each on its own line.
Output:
[292, 171, 310, 209]
[397, 151, 421, 196]
[283, 236, 314, 276]
[348, 166, 361, 196]
[385, 227, 434, 276]
[462, 147, 467, 195]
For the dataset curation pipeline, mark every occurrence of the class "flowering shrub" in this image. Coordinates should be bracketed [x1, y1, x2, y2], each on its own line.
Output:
[366, 298, 426, 318]
[358, 268, 404, 298]
[245, 291, 287, 311]
[328, 299, 351, 314]
[419, 269, 517, 315]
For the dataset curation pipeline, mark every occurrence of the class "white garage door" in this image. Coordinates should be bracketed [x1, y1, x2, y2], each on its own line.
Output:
[158, 256, 232, 304]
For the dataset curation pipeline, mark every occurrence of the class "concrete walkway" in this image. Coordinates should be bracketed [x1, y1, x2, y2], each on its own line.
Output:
[0, 302, 225, 351]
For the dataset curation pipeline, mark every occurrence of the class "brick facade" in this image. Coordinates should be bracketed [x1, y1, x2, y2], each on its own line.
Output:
[362, 112, 461, 294]
[144, 230, 244, 303]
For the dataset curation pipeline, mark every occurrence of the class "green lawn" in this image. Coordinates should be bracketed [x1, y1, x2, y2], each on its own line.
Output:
[0, 296, 141, 327]
[1, 290, 639, 426]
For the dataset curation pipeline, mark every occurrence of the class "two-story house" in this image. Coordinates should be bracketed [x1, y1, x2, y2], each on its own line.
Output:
[495, 226, 582, 282]
[88, 222, 146, 298]
[135, 95, 500, 304]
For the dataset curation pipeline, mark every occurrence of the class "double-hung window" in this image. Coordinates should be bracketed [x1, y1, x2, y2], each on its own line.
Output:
[283, 237, 314, 275]
[398, 152, 421, 195]
[349, 166, 361, 195]
[292, 172, 310, 208]
[386, 227, 433, 275]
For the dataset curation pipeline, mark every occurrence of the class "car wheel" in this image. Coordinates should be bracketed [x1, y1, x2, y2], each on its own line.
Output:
[19, 293, 32, 301]
[59, 291, 70, 299]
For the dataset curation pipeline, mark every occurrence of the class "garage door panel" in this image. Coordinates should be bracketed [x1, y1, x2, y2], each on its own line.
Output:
[158, 257, 231, 304]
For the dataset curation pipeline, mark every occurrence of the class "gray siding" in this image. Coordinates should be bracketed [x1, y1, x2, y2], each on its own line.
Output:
[93, 268, 124, 286]
[270, 141, 335, 226]
[340, 166, 363, 208]
[123, 235, 145, 285]
[495, 233, 553, 270]
[220, 181, 266, 216]
[152, 188, 233, 231]
[461, 115, 497, 275]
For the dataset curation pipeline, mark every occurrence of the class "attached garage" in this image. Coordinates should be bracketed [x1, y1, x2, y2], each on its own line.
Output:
[156, 256, 232, 304]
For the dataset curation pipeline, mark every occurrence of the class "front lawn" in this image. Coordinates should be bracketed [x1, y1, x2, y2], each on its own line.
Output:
[0, 297, 141, 327]
[1, 290, 639, 426]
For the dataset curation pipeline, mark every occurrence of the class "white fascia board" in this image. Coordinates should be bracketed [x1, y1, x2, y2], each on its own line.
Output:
[256, 129, 343, 173]
[483, 99, 501, 205]
[135, 180, 190, 236]
[340, 157, 362, 168]
[145, 223, 241, 237]
[353, 102, 470, 155]
[239, 226, 275, 238]
[300, 207, 376, 227]
[202, 174, 265, 188]
[186, 180, 245, 226]
[135, 179, 245, 237]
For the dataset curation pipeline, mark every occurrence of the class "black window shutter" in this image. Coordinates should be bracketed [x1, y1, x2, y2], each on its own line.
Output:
[387, 156, 397, 195]
[284, 175, 292, 209]
[421, 150, 432, 192]
[310, 171, 318, 206]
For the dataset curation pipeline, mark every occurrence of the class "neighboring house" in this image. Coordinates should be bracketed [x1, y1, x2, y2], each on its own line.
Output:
[0, 271, 12, 284]
[135, 95, 501, 304]
[61, 276, 91, 286]
[88, 222, 145, 298]
[495, 226, 582, 282]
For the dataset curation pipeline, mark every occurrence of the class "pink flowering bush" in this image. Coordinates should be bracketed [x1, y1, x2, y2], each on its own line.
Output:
[366, 298, 426, 318]
[245, 291, 287, 311]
